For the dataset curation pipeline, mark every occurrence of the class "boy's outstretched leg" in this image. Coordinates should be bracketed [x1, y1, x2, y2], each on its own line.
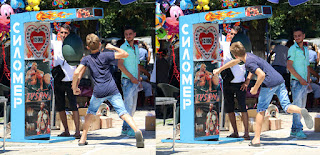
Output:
[78, 113, 94, 146]
[121, 114, 145, 148]
[286, 105, 313, 129]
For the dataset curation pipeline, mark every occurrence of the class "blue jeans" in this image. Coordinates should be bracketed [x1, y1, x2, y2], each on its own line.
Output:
[291, 80, 307, 132]
[121, 78, 139, 131]
[87, 93, 128, 117]
[257, 83, 290, 113]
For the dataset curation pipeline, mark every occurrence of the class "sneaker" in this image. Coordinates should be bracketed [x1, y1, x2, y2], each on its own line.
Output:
[127, 129, 135, 137]
[295, 130, 307, 139]
[290, 131, 297, 137]
[135, 130, 144, 148]
[121, 130, 128, 136]
[301, 108, 314, 129]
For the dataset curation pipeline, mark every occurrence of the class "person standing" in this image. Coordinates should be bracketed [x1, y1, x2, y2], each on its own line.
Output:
[221, 26, 250, 140]
[53, 24, 81, 138]
[287, 28, 311, 139]
[118, 26, 141, 137]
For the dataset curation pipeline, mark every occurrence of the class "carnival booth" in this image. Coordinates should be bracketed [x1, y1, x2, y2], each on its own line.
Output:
[1, 8, 103, 143]
[161, 6, 273, 144]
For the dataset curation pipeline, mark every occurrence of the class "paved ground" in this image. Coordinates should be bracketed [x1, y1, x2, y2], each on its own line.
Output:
[156, 111, 320, 155]
[0, 110, 156, 155]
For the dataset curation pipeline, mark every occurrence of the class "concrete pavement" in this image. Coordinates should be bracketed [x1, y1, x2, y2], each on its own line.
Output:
[0, 110, 156, 155]
[156, 112, 320, 155]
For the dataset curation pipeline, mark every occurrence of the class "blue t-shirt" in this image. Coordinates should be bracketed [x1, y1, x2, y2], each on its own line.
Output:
[245, 52, 284, 88]
[139, 47, 148, 61]
[80, 51, 119, 98]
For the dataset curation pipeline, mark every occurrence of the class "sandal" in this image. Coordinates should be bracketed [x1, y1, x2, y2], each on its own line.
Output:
[242, 135, 251, 140]
[248, 141, 261, 147]
[57, 132, 70, 137]
[227, 133, 240, 138]
[78, 141, 88, 146]
[74, 134, 81, 139]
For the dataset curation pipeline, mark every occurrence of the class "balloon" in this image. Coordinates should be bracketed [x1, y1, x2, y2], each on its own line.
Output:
[0, 4, 14, 26]
[11, 0, 25, 9]
[155, 13, 166, 30]
[62, 33, 84, 66]
[166, 6, 184, 27]
[156, 28, 167, 39]
[180, 0, 194, 10]
[26, 0, 41, 11]
[52, 0, 69, 9]
[196, 0, 210, 11]
[156, 2, 161, 14]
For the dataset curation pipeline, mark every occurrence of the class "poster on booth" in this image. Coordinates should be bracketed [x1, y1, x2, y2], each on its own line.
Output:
[193, 23, 220, 61]
[194, 61, 220, 104]
[24, 22, 51, 60]
[25, 100, 51, 137]
[195, 102, 219, 138]
[25, 60, 52, 137]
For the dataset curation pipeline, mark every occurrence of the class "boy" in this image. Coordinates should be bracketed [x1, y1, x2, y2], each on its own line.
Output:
[213, 41, 313, 146]
[72, 34, 144, 148]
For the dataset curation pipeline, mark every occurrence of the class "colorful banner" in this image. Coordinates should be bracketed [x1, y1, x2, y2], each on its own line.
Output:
[24, 22, 51, 60]
[193, 23, 220, 61]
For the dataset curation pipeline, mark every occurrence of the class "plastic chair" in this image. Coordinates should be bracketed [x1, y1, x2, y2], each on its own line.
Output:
[157, 83, 180, 125]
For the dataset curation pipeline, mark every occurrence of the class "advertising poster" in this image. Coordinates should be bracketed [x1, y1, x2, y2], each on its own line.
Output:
[194, 61, 220, 139]
[194, 61, 220, 104]
[193, 23, 220, 61]
[25, 60, 52, 137]
[24, 22, 51, 60]
[195, 102, 219, 138]
[25, 100, 51, 136]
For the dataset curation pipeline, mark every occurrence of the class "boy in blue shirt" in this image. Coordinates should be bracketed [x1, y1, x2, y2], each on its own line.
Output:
[72, 34, 144, 148]
[213, 41, 313, 147]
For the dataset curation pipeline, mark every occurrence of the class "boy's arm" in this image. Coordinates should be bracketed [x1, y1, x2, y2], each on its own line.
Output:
[212, 59, 241, 75]
[250, 68, 265, 95]
[72, 64, 86, 95]
[309, 66, 319, 83]
[240, 72, 253, 91]
[118, 59, 139, 84]
[287, 60, 308, 85]
[105, 43, 129, 59]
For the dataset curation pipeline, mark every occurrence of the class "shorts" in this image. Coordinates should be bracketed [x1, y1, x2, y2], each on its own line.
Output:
[54, 81, 78, 111]
[223, 83, 247, 113]
[87, 93, 128, 117]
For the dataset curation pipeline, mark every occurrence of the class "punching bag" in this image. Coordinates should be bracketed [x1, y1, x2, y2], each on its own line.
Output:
[230, 33, 252, 64]
[230, 33, 252, 53]
[62, 33, 84, 66]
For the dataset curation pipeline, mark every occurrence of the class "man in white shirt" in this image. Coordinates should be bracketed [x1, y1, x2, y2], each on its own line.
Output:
[221, 26, 250, 140]
[53, 24, 80, 139]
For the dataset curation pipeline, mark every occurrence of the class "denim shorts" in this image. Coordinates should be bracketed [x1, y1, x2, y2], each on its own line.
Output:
[257, 83, 290, 113]
[87, 93, 128, 117]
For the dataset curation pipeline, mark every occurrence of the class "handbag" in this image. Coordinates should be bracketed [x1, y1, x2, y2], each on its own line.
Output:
[220, 68, 234, 84]
[51, 65, 65, 82]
